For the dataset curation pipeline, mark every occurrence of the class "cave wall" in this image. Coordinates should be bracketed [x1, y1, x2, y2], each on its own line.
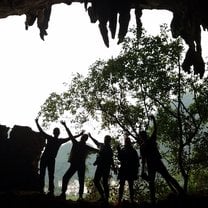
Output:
[0, 0, 207, 77]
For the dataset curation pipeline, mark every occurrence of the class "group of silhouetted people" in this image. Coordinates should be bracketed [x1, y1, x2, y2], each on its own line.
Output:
[35, 115, 184, 204]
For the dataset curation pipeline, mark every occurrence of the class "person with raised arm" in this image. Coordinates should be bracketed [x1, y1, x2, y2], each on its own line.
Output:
[35, 118, 83, 197]
[139, 115, 184, 205]
[59, 124, 99, 200]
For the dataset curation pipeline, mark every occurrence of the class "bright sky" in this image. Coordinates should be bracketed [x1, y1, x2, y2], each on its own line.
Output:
[0, 4, 207, 137]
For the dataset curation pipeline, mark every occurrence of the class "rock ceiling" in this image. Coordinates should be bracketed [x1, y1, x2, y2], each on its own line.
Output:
[0, 0, 207, 77]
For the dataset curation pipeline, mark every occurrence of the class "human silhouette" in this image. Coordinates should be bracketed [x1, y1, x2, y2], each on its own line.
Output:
[35, 119, 83, 196]
[138, 115, 184, 205]
[59, 124, 99, 200]
[117, 136, 140, 203]
[89, 133, 116, 202]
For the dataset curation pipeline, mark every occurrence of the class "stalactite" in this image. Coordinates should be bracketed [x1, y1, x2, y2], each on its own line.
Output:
[0, 0, 207, 77]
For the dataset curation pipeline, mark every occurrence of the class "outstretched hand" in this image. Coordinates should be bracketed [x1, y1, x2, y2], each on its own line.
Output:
[81, 130, 85, 134]
[60, 120, 66, 125]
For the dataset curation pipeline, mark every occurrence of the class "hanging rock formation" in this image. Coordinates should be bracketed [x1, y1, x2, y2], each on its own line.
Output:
[0, 0, 207, 77]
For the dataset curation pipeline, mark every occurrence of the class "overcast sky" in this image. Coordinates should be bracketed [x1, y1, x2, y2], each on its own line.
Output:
[0, 4, 207, 137]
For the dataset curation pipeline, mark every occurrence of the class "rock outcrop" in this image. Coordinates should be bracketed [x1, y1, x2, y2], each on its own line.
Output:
[0, 124, 45, 191]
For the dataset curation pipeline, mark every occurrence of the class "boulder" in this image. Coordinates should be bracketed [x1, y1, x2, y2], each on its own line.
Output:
[0, 124, 45, 191]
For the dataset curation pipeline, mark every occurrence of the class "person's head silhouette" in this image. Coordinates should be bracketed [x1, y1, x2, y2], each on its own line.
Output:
[80, 134, 88, 142]
[53, 127, 60, 138]
[124, 136, 132, 147]
[104, 135, 111, 145]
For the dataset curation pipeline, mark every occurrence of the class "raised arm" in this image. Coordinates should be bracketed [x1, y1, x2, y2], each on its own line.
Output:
[87, 145, 99, 154]
[35, 118, 49, 138]
[60, 121, 75, 141]
[74, 130, 85, 139]
[88, 133, 101, 147]
[150, 115, 157, 141]
[61, 121, 84, 143]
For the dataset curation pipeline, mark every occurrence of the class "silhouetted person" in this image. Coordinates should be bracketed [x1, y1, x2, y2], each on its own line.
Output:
[59, 124, 99, 200]
[35, 119, 83, 196]
[89, 133, 116, 202]
[117, 136, 139, 203]
[138, 115, 184, 205]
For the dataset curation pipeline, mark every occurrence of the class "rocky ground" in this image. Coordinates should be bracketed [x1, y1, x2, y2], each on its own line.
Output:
[1, 191, 208, 208]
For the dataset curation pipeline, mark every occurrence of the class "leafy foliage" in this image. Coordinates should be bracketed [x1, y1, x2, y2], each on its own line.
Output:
[40, 25, 183, 136]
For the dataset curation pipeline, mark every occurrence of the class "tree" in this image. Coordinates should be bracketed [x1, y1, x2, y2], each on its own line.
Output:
[40, 24, 182, 134]
[39, 25, 208, 196]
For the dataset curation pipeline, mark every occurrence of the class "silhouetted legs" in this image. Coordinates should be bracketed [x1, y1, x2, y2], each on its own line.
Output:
[39, 157, 55, 195]
[48, 159, 55, 194]
[119, 179, 135, 203]
[158, 162, 184, 194]
[103, 174, 110, 200]
[61, 164, 77, 196]
[93, 166, 110, 200]
[94, 168, 105, 199]
[148, 171, 156, 205]
[77, 164, 85, 199]
[119, 179, 125, 202]
[61, 163, 86, 199]
[147, 161, 184, 205]
[128, 179, 134, 202]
